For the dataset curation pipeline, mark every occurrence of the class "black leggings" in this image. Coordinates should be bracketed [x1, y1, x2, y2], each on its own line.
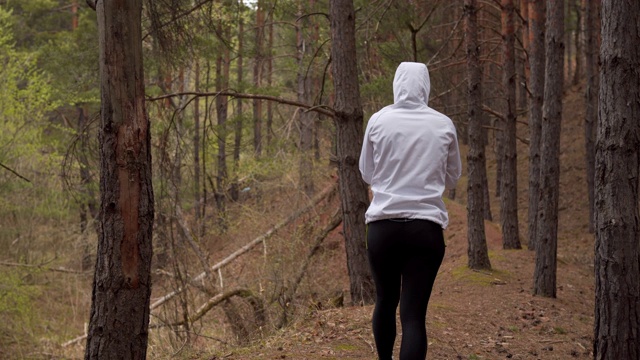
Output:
[367, 219, 445, 360]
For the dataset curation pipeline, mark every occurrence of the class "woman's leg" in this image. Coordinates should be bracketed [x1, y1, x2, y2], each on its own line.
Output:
[367, 221, 402, 360]
[398, 220, 445, 360]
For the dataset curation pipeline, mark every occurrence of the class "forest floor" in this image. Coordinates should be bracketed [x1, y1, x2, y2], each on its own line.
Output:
[11, 86, 594, 360]
[199, 86, 595, 360]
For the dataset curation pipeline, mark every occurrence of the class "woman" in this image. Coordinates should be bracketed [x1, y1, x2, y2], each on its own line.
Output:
[359, 62, 461, 360]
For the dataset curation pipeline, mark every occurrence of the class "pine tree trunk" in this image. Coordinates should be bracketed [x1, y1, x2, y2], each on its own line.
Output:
[526, 0, 545, 250]
[593, 1, 640, 358]
[194, 61, 202, 225]
[266, 8, 274, 153]
[231, 0, 244, 202]
[85, 0, 154, 358]
[501, 0, 521, 249]
[216, 29, 231, 232]
[571, 0, 582, 86]
[465, 0, 492, 270]
[583, 0, 597, 234]
[297, 2, 314, 196]
[517, 0, 529, 111]
[253, 0, 264, 156]
[330, 0, 374, 305]
[533, 0, 563, 298]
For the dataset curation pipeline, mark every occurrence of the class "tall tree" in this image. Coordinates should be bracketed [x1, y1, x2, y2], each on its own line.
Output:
[265, 3, 274, 152]
[297, 1, 315, 196]
[464, 0, 492, 270]
[526, 0, 545, 250]
[215, 19, 232, 232]
[500, 0, 521, 249]
[570, 0, 582, 86]
[533, 0, 563, 298]
[582, 0, 598, 233]
[85, 0, 154, 358]
[231, 0, 245, 202]
[593, 0, 640, 358]
[330, 0, 375, 305]
[253, 0, 264, 156]
[194, 61, 202, 225]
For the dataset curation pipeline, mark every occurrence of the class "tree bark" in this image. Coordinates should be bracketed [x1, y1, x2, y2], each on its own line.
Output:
[297, 1, 314, 197]
[194, 61, 202, 226]
[253, 0, 264, 156]
[593, 0, 640, 358]
[526, 0, 545, 250]
[517, 0, 528, 111]
[465, 0, 492, 270]
[266, 5, 274, 153]
[500, 0, 521, 250]
[571, 0, 582, 86]
[582, 0, 597, 233]
[85, 0, 154, 358]
[330, 0, 375, 305]
[231, 0, 244, 202]
[216, 25, 231, 232]
[533, 0, 563, 298]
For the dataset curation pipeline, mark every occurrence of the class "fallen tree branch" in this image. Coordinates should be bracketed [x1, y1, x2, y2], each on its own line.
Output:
[147, 90, 335, 117]
[0, 260, 82, 274]
[63, 183, 338, 348]
[62, 334, 86, 348]
[186, 288, 253, 325]
[150, 182, 337, 310]
[173, 205, 214, 284]
[277, 208, 342, 328]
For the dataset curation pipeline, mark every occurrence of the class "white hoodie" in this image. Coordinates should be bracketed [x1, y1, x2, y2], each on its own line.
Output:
[359, 62, 462, 228]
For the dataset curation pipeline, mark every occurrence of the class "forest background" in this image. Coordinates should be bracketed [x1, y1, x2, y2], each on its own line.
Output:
[0, 0, 638, 359]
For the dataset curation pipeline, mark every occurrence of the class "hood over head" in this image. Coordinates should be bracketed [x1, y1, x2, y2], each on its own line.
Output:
[393, 62, 431, 106]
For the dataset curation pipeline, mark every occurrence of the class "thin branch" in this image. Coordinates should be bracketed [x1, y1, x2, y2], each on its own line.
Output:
[482, 105, 505, 120]
[147, 90, 335, 117]
[296, 12, 330, 22]
[0, 162, 31, 183]
[277, 208, 342, 328]
[427, 13, 464, 65]
[0, 261, 83, 274]
[148, 183, 338, 311]
[188, 288, 253, 324]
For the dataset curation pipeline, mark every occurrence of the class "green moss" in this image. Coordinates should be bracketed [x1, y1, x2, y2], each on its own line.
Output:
[451, 265, 511, 286]
[334, 343, 359, 351]
[554, 326, 568, 335]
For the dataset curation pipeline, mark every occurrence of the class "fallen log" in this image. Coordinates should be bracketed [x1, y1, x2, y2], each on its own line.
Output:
[149, 183, 337, 310]
[62, 183, 337, 347]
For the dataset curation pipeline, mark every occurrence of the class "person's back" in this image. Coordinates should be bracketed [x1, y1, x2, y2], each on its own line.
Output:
[359, 62, 461, 360]
[360, 62, 461, 228]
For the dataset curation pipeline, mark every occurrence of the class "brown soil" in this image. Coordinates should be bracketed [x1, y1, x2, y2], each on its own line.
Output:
[199, 85, 595, 360]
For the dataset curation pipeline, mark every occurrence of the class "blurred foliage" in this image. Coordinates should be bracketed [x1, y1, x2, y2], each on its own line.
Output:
[0, 269, 40, 356]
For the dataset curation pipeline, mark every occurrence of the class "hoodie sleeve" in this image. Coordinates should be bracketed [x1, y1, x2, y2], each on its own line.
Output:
[445, 126, 462, 189]
[359, 119, 375, 185]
